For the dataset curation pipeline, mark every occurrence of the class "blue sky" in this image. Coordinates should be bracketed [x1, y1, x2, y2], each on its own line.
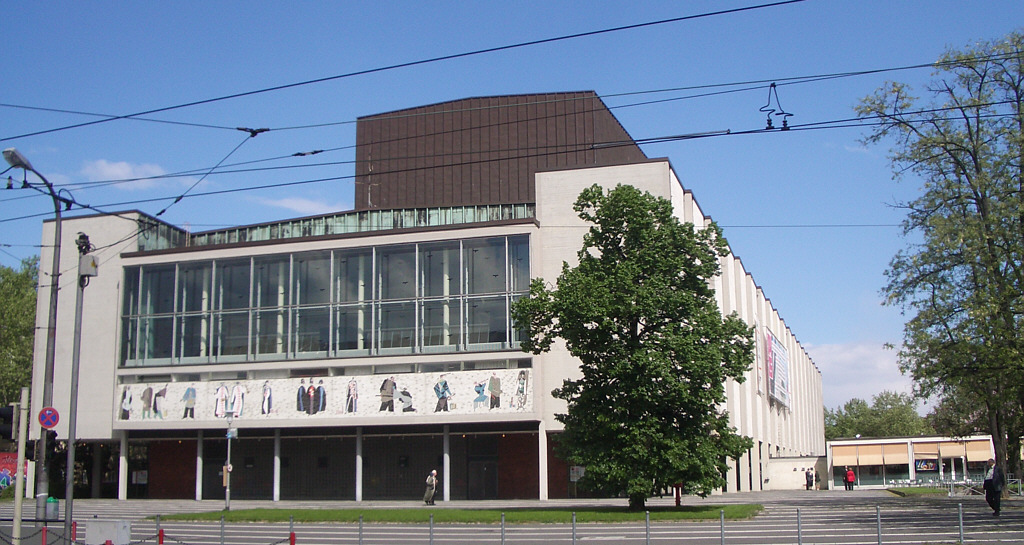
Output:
[3, 1, 1022, 412]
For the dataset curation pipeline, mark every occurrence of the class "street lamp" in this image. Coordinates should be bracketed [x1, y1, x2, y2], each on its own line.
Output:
[65, 233, 96, 539]
[3, 148, 65, 523]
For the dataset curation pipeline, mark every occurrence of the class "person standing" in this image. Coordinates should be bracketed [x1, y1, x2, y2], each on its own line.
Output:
[983, 458, 1005, 516]
[423, 469, 438, 505]
[805, 469, 814, 490]
[845, 467, 856, 491]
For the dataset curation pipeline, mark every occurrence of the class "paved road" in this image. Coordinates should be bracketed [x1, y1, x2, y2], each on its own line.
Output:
[1, 490, 1019, 545]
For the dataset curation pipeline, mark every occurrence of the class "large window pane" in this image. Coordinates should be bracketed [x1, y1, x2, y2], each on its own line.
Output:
[294, 252, 331, 306]
[294, 307, 330, 353]
[420, 242, 461, 297]
[254, 257, 290, 308]
[122, 267, 140, 315]
[214, 311, 249, 357]
[379, 301, 415, 349]
[120, 317, 138, 365]
[179, 262, 213, 312]
[216, 260, 251, 310]
[141, 266, 175, 315]
[178, 315, 210, 359]
[335, 303, 370, 352]
[378, 245, 416, 300]
[465, 238, 505, 294]
[335, 249, 372, 303]
[422, 298, 462, 350]
[509, 235, 530, 292]
[254, 308, 288, 357]
[467, 296, 507, 345]
[139, 316, 173, 360]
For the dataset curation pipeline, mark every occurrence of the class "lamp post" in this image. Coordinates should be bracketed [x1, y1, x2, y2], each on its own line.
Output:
[225, 413, 234, 511]
[3, 148, 64, 523]
[65, 233, 96, 539]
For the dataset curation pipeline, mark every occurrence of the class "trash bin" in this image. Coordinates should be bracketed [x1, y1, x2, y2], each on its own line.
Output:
[45, 496, 59, 520]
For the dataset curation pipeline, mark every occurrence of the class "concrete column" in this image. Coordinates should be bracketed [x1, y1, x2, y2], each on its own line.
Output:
[443, 425, 450, 502]
[195, 431, 204, 501]
[538, 421, 548, 500]
[273, 429, 281, 501]
[355, 427, 363, 502]
[117, 431, 128, 500]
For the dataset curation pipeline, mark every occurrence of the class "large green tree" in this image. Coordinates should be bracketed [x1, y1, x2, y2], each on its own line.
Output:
[825, 391, 933, 441]
[512, 183, 753, 510]
[0, 256, 38, 406]
[856, 30, 1024, 478]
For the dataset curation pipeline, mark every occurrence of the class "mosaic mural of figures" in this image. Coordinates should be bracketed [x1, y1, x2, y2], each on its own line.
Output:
[346, 379, 358, 413]
[379, 376, 396, 412]
[487, 373, 501, 409]
[214, 383, 229, 418]
[433, 375, 453, 412]
[261, 382, 273, 415]
[115, 368, 533, 423]
[296, 379, 307, 413]
[181, 384, 196, 418]
[120, 387, 132, 420]
[141, 385, 153, 418]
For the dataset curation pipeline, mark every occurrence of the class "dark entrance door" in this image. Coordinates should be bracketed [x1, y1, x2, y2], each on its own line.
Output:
[467, 459, 498, 499]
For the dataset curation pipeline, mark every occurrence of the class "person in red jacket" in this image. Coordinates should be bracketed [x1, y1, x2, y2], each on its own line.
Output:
[845, 467, 856, 490]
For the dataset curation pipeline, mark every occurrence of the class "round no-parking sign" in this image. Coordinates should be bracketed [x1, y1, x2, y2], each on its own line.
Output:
[38, 407, 59, 429]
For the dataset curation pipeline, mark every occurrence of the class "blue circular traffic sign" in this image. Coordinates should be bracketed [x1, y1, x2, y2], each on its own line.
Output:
[38, 407, 59, 429]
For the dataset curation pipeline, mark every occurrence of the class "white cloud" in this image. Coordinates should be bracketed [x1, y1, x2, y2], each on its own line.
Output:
[843, 144, 872, 154]
[252, 196, 348, 216]
[806, 341, 918, 411]
[80, 159, 167, 190]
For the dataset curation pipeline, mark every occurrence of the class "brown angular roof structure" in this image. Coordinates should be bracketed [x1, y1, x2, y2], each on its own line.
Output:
[354, 91, 648, 210]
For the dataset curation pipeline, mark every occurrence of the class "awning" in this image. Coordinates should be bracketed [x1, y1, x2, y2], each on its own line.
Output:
[913, 442, 938, 459]
[883, 443, 909, 464]
[939, 442, 966, 458]
[966, 440, 993, 462]
[832, 445, 858, 466]
[858, 444, 884, 466]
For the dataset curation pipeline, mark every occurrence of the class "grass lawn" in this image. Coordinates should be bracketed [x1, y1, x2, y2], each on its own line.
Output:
[160, 504, 763, 524]
[887, 487, 948, 497]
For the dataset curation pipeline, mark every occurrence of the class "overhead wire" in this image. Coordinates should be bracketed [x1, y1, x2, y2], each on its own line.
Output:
[0, 0, 808, 143]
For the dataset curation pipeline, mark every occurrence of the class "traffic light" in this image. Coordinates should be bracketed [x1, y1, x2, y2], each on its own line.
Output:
[45, 429, 58, 460]
[0, 405, 13, 440]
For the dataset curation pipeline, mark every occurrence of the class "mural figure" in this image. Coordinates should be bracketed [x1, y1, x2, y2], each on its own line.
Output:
[512, 370, 529, 409]
[314, 380, 327, 413]
[296, 379, 307, 413]
[153, 385, 167, 419]
[487, 373, 501, 409]
[141, 385, 153, 419]
[120, 387, 132, 420]
[346, 379, 358, 413]
[181, 384, 196, 419]
[472, 381, 488, 409]
[230, 382, 246, 417]
[214, 383, 229, 418]
[399, 388, 415, 412]
[261, 382, 273, 415]
[379, 376, 397, 412]
[306, 382, 317, 414]
[433, 375, 453, 412]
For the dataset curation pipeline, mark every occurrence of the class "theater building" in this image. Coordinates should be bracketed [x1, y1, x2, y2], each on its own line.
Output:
[29, 92, 824, 501]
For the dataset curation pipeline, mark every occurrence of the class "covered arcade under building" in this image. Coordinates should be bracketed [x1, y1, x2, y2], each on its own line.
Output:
[26, 92, 824, 501]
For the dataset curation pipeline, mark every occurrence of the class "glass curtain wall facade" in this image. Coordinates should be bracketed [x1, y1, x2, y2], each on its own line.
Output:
[121, 235, 530, 367]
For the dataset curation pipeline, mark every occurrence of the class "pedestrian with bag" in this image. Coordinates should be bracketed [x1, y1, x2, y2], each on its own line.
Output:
[424, 469, 438, 505]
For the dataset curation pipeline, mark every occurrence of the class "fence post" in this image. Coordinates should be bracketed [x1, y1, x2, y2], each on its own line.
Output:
[73, 521, 78, 543]
[875, 506, 881, 545]
[220, 515, 225, 545]
[289, 515, 295, 545]
[429, 513, 434, 545]
[359, 514, 363, 545]
[501, 512, 506, 545]
[720, 509, 725, 545]
[156, 515, 162, 545]
[645, 511, 650, 545]
[573, 510, 581, 545]
[958, 503, 964, 543]
[797, 507, 802, 545]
